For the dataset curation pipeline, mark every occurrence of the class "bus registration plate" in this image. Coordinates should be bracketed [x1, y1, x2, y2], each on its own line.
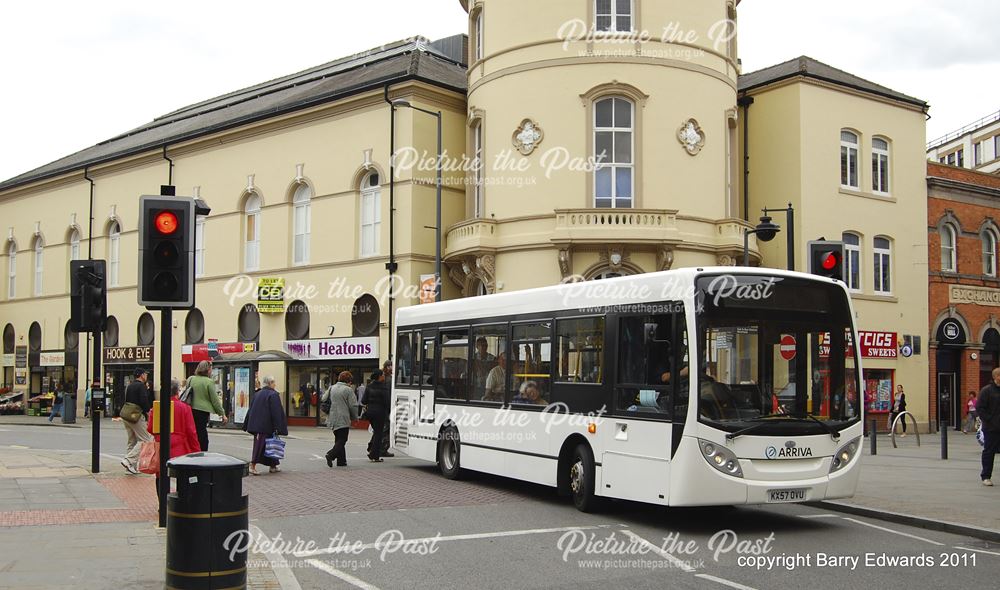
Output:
[767, 488, 807, 503]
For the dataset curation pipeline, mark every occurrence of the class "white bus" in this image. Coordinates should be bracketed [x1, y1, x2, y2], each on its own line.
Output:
[390, 268, 863, 511]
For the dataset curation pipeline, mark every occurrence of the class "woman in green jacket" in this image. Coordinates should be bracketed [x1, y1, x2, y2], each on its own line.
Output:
[188, 361, 227, 451]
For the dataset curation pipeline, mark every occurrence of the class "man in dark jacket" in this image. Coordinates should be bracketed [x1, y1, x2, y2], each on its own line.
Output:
[364, 371, 390, 462]
[121, 369, 154, 474]
[977, 367, 1000, 486]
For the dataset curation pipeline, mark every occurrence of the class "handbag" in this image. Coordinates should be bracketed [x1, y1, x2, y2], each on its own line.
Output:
[178, 386, 193, 405]
[264, 435, 286, 460]
[138, 440, 160, 474]
[121, 402, 143, 424]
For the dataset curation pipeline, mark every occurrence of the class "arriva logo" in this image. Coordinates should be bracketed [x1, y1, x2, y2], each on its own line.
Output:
[764, 442, 813, 459]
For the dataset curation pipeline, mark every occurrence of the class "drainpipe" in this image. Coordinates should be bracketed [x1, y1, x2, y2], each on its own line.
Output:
[737, 95, 754, 220]
[383, 84, 398, 358]
[162, 145, 174, 186]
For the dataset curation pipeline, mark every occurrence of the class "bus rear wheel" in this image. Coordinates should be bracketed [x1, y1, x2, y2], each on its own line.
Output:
[569, 444, 599, 512]
[438, 426, 462, 480]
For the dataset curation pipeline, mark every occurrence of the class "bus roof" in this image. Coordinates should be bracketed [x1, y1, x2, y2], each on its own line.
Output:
[396, 267, 846, 327]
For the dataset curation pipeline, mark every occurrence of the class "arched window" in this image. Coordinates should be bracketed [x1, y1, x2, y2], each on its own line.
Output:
[360, 172, 381, 257]
[104, 316, 119, 347]
[840, 130, 859, 188]
[594, 96, 634, 209]
[292, 184, 311, 265]
[185, 308, 205, 345]
[842, 232, 862, 292]
[596, 0, 633, 32]
[108, 221, 121, 287]
[237, 304, 261, 343]
[69, 229, 80, 262]
[285, 300, 310, 340]
[941, 224, 957, 272]
[984, 230, 998, 277]
[351, 294, 380, 337]
[33, 237, 44, 297]
[137, 313, 155, 346]
[244, 194, 261, 271]
[6, 242, 16, 299]
[872, 137, 890, 194]
[472, 7, 484, 62]
[873, 237, 892, 294]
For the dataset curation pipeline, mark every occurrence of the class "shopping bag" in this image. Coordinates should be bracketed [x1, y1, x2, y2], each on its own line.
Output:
[264, 435, 286, 460]
[976, 426, 986, 447]
[138, 440, 160, 475]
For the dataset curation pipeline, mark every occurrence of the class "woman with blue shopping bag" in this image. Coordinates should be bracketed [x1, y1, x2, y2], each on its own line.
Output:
[243, 375, 288, 475]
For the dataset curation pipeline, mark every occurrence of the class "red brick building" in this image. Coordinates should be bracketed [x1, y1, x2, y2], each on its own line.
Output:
[928, 162, 1000, 431]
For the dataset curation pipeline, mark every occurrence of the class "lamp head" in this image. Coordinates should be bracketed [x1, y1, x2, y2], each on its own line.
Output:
[391, 99, 412, 109]
[754, 215, 781, 242]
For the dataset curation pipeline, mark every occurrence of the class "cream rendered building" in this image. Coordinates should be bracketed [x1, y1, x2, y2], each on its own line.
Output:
[1, 1, 931, 430]
[739, 57, 931, 430]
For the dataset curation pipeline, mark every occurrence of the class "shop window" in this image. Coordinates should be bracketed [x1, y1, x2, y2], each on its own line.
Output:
[104, 316, 119, 347]
[237, 304, 260, 343]
[438, 330, 470, 401]
[285, 300, 310, 340]
[351, 294, 380, 337]
[471, 325, 506, 402]
[185, 308, 205, 345]
[511, 321, 551, 405]
[137, 313, 155, 346]
[863, 369, 894, 414]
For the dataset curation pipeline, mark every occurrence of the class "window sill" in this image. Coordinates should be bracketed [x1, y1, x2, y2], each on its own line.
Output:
[839, 188, 897, 203]
[851, 293, 898, 303]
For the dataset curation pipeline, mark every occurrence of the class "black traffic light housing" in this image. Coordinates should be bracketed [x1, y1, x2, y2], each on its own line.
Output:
[70, 260, 107, 333]
[807, 240, 844, 281]
[138, 196, 196, 308]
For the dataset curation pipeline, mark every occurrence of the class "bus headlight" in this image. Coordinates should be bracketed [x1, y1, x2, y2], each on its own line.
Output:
[699, 440, 744, 478]
[829, 438, 861, 474]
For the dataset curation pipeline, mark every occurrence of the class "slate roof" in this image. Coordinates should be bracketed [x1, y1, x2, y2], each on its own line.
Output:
[0, 36, 468, 191]
[738, 56, 927, 108]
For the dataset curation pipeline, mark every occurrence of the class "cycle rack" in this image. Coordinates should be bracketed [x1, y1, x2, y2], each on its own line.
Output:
[889, 411, 920, 448]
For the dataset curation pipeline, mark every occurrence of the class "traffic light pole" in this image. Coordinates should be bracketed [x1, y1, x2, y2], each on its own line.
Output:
[91, 329, 101, 474]
[158, 308, 172, 528]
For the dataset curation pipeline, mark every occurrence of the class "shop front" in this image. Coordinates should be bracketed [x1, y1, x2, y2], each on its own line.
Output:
[181, 341, 258, 429]
[282, 337, 380, 427]
[103, 346, 154, 417]
[857, 331, 901, 432]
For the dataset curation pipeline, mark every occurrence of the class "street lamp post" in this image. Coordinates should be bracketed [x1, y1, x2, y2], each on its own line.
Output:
[743, 215, 781, 266]
[392, 99, 443, 302]
[762, 203, 795, 271]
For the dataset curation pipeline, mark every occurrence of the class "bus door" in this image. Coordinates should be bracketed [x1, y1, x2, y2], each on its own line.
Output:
[419, 334, 437, 422]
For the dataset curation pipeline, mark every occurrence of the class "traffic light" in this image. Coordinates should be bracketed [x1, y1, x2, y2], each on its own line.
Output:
[70, 260, 107, 333]
[138, 196, 195, 308]
[807, 240, 844, 281]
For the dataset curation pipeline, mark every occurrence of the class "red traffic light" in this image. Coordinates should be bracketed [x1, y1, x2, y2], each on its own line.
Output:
[821, 252, 839, 271]
[154, 211, 178, 235]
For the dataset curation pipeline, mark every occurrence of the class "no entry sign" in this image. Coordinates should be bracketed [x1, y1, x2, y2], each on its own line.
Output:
[779, 335, 796, 361]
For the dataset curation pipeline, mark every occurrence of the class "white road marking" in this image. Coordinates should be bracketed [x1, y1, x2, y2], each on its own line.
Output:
[621, 530, 697, 572]
[695, 573, 759, 590]
[310, 454, 326, 461]
[250, 525, 303, 590]
[307, 558, 381, 590]
[294, 525, 607, 558]
[955, 546, 1000, 557]
[797, 513, 839, 519]
[842, 517, 945, 546]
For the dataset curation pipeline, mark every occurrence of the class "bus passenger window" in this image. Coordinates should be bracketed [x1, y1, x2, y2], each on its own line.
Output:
[511, 322, 551, 405]
[395, 332, 413, 386]
[471, 325, 506, 402]
[616, 310, 686, 418]
[556, 317, 604, 384]
[421, 337, 436, 386]
[439, 330, 470, 401]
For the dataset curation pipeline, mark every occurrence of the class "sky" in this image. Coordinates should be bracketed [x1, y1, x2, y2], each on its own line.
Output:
[0, 0, 997, 183]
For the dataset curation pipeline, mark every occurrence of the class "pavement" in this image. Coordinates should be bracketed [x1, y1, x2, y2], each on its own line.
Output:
[0, 415, 998, 588]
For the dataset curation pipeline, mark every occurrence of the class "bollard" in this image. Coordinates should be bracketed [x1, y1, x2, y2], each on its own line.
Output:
[869, 418, 877, 456]
[940, 419, 948, 460]
[166, 452, 249, 590]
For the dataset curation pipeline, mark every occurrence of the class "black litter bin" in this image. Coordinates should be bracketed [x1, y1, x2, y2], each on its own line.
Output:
[61, 392, 76, 424]
[166, 452, 249, 590]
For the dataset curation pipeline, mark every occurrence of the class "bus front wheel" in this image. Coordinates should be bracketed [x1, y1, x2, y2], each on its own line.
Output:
[569, 444, 599, 512]
[437, 426, 462, 480]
